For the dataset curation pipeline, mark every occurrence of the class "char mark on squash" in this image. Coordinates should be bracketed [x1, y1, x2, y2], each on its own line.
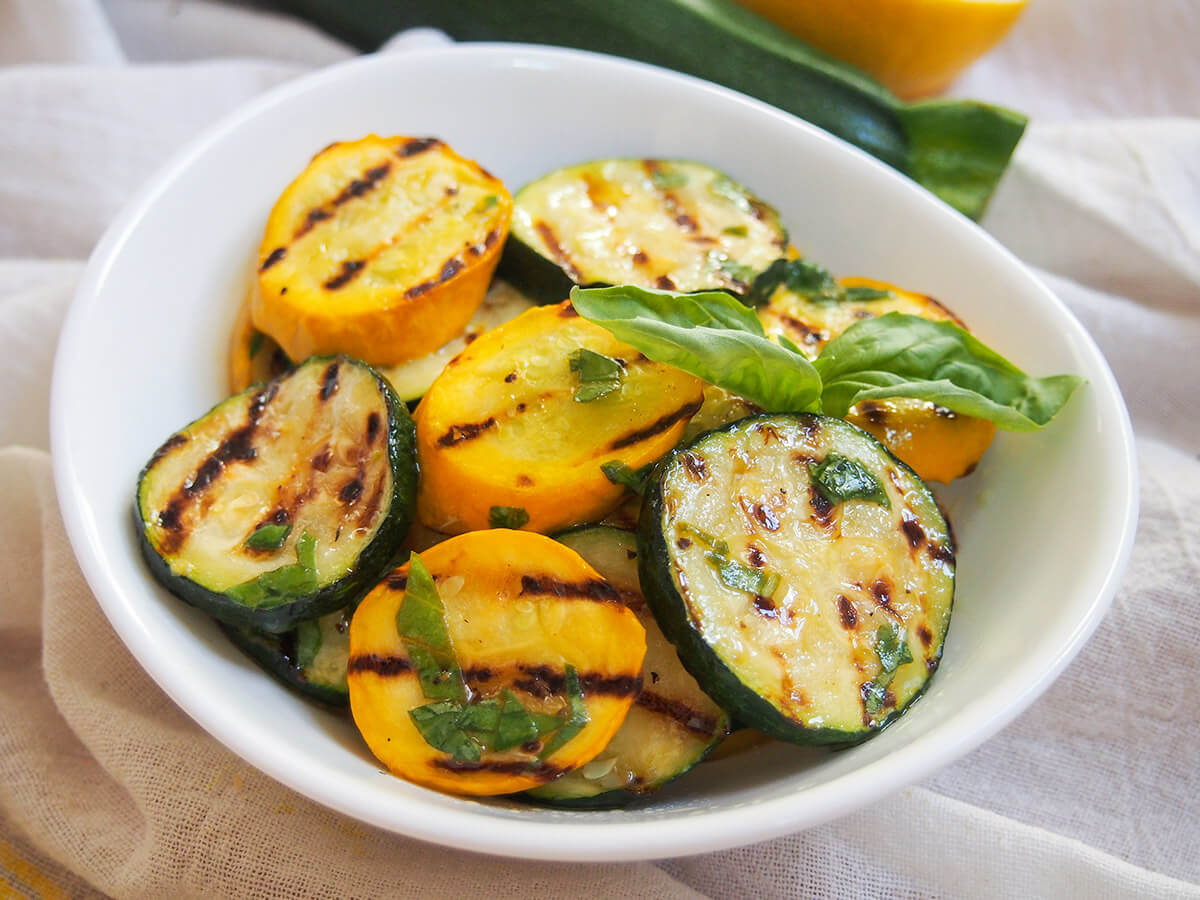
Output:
[437, 416, 497, 448]
[608, 398, 703, 450]
[347, 654, 413, 676]
[534, 221, 582, 282]
[146, 432, 187, 470]
[386, 572, 408, 591]
[366, 412, 381, 445]
[837, 595, 858, 629]
[808, 484, 835, 527]
[339, 477, 363, 505]
[673, 212, 698, 232]
[463, 665, 495, 685]
[293, 208, 332, 239]
[312, 446, 332, 472]
[324, 260, 365, 290]
[747, 545, 766, 568]
[319, 361, 340, 400]
[857, 400, 887, 425]
[635, 690, 720, 738]
[741, 497, 780, 532]
[781, 315, 825, 347]
[929, 542, 955, 566]
[871, 578, 892, 608]
[900, 509, 926, 550]
[753, 594, 779, 619]
[558, 303, 578, 318]
[332, 163, 392, 207]
[654, 275, 676, 290]
[518, 575, 621, 604]
[259, 246, 287, 272]
[681, 452, 708, 482]
[512, 664, 638, 699]
[632, 249, 649, 266]
[917, 625, 933, 648]
[440, 257, 464, 282]
[396, 137, 442, 158]
[432, 758, 566, 778]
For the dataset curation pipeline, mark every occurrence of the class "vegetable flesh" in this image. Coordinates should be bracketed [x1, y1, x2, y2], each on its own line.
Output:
[528, 528, 729, 806]
[254, 135, 511, 366]
[414, 301, 704, 534]
[639, 414, 954, 743]
[347, 530, 647, 795]
[504, 159, 786, 301]
[136, 355, 417, 631]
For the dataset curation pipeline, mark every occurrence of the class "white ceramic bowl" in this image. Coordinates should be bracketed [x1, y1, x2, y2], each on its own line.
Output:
[51, 44, 1137, 861]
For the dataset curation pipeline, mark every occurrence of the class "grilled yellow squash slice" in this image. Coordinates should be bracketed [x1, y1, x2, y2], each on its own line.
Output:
[414, 301, 705, 534]
[759, 275, 996, 482]
[229, 279, 534, 401]
[253, 135, 511, 367]
[347, 530, 647, 796]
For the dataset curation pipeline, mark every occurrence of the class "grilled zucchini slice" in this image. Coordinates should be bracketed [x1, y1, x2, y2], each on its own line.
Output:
[413, 300, 704, 534]
[639, 414, 954, 744]
[136, 355, 417, 632]
[254, 135, 511, 367]
[527, 527, 729, 807]
[230, 279, 535, 401]
[501, 159, 787, 302]
[220, 604, 354, 707]
[347, 530, 647, 796]
[757, 271, 996, 482]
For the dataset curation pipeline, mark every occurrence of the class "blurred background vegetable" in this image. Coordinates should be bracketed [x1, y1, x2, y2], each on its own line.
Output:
[280, 0, 1027, 219]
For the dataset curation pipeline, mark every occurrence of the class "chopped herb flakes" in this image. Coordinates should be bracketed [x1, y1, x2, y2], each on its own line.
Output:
[244, 522, 291, 551]
[601, 460, 653, 495]
[488, 505, 530, 529]
[810, 454, 890, 509]
[225, 531, 318, 609]
[864, 623, 913, 714]
[568, 348, 623, 402]
[395, 552, 466, 703]
[679, 522, 782, 598]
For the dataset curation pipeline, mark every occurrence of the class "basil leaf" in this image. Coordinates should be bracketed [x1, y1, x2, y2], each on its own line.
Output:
[722, 225, 749, 237]
[492, 689, 566, 752]
[540, 665, 589, 759]
[409, 700, 481, 763]
[395, 552, 466, 703]
[569, 347, 623, 402]
[570, 285, 822, 414]
[744, 258, 842, 308]
[814, 313, 1084, 431]
[600, 460, 653, 495]
[248, 331, 264, 359]
[843, 286, 893, 302]
[650, 167, 687, 190]
[875, 623, 913, 676]
[456, 698, 502, 737]
[244, 522, 291, 551]
[705, 551, 780, 598]
[676, 522, 729, 557]
[809, 454, 890, 509]
[708, 175, 752, 212]
[225, 531, 318, 609]
[293, 619, 322, 669]
[488, 505, 530, 529]
[863, 681, 888, 715]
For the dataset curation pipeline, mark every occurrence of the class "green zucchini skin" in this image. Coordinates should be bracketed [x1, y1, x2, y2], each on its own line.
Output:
[525, 526, 729, 807]
[279, 0, 1025, 219]
[136, 356, 417, 633]
[637, 413, 954, 745]
[501, 159, 787, 301]
[219, 605, 354, 707]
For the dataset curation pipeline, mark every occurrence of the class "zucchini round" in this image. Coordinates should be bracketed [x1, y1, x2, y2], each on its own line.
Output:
[220, 604, 354, 707]
[500, 159, 787, 302]
[638, 413, 954, 744]
[254, 135, 511, 366]
[136, 355, 417, 632]
[347, 530, 647, 796]
[526, 527, 729, 807]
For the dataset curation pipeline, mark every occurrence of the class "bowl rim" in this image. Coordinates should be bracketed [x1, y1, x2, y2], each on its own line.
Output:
[50, 42, 1139, 861]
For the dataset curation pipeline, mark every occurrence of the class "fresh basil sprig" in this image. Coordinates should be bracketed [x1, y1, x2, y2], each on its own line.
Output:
[570, 285, 1083, 431]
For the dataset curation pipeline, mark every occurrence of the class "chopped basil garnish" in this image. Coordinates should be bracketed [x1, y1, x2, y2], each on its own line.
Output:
[410, 700, 482, 763]
[650, 168, 688, 190]
[722, 224, 749, 237]
[676, 522, 729, 556]
[244, 521, 291, 551]
[809, 454, 890, 509]
[843, 286, 893, 302]
[540, 665, 589, 758]
[225, 531, 318, 609]
[293, 619, 322, 669]
[864, 623, 913, 714]
[721, 259, 757, 285]
[708, 175, 752, 212]
[395, 551, 466, 703]
[248, 331, 264, 359]
[705, 552, 780, 598]
[601, 460, 653, 495]
[569, 348, 624, 402]
[488, 505, 530, 529]
[744, 258, 842, 308]
[475, 194, 499, 213]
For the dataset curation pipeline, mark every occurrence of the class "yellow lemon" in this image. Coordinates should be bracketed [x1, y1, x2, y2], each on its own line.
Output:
[735, 0, 1029, 98]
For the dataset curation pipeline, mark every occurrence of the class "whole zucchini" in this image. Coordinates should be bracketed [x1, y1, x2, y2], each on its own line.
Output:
[280, 0, 1025, 219]
[638, 413, 954, 744]
[136, 355, 418, 633]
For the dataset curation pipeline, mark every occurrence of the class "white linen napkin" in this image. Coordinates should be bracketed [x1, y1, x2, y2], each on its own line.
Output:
[1, 1, 1197, 897]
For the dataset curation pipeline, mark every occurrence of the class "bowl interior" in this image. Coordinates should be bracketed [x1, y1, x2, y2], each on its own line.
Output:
[52, 45, 1136, 861]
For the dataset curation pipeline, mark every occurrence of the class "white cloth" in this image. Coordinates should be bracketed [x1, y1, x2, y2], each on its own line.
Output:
[1, 0, 1197, 896]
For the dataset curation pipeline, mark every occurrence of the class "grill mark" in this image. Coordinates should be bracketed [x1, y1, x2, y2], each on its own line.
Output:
[900, 510, 926, 550]
[681, 452, 708, 482]
[293, 207, 333, 241]
[632, 249, 649, 265]
[516, 474, 534, 487]
[504, 372, 517, 383]
[511, 664, 639, 699]
[753, 594, 779, 619]
[741, 497, 780, 532]
[440, 257, 464, 283]
[366, 412, 381, 445]
[437, 416, 497, 447]
[608, 398, 703, 450]
[347, 654, 412, 676]
[534, 221, 582, 282]
[809, 484, 835, 527]
[432, 758, 566, 778]
[871, 578, 893, 608]
[323, 260, 365, 290]
[837, 595, 858, 628]
[333, 163, 392, 207]
[319, 361, 339, 400]
[781, 315, 825, 347]
[857, 400, 888, 425]
[654, 275, 676, 290]
[673, 211, 698, 232]
[386, 572, 408, 591]
[357, 473, 386, 527]
[558, 303, 579, 318]
[340, 478, 363, 504]
[397, 137, 442, 157]
[146, 432, 187, 470]
[635, 690, 720, 738]
[259, 246, 287, 272]
[755, 423, 782, 444]
[463, 666, 495, 684]
[518, 575, 621, 604]
[917, 625, 933, 648]
[747, 546, 766, 568]
[929, 542, 955, 566]
[312, 446, 332, 472]
[676, 537, 692, 550]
